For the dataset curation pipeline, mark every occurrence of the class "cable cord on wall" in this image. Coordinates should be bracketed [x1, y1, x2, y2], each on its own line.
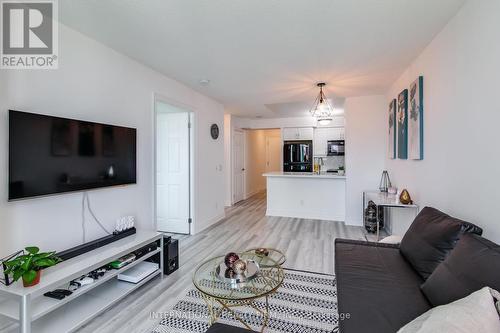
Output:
[81, 192, 112, 244]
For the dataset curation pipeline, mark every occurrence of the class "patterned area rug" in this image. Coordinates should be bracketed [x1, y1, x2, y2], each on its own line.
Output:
[151, 269, 338, 333]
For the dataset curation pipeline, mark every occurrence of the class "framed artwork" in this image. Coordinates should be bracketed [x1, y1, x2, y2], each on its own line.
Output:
[397, 89, 408, 159]
[409, 76, 424, 160]
[388, 99, 397, 159]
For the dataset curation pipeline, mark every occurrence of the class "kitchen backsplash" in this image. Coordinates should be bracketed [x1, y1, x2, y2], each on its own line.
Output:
[321, 156, 345, 171]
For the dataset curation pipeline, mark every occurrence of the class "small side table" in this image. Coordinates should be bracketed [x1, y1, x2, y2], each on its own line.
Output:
[363, 191, 419, 241]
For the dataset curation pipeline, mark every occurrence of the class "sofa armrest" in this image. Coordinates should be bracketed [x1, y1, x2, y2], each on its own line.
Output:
[335, 238, 400, 249]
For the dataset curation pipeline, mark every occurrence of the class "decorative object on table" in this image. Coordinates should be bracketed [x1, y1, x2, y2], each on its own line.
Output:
[338, 165, 345, 176]
[379, 170, 392, 192]
[224, 268, 236, 279]
[409, 76, 424, 160]
[399, 189, 413, 205]
[397, 89, 409, 159]
[388, 99, 397, 159]
[0, 250, 23, 286]
[364, 200, 384, 233]
[210, 124, 219, 140]
[215, 259, 260, 285]
[388, 186, 398, 195]
[255, 248, 270, 257]
[3, 247, 61, 287]
[224, 252, 239, 269]
[231, 259, 247, 275]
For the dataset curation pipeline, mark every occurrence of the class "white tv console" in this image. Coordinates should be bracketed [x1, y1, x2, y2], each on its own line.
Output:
[0, 230, 164, 333]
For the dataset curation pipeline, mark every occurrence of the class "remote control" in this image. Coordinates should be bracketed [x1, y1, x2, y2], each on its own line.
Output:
[44, 291, 65, 300]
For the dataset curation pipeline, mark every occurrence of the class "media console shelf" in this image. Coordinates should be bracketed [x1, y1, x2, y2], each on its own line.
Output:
[0, 230, 164, 333]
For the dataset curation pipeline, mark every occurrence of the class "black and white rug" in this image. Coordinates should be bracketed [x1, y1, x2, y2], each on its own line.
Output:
[151, 269, 338, 333]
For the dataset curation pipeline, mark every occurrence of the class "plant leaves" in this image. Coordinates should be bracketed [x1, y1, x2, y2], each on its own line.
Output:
[13, 270, 23, 282]
[22, 270, 37, 284]
[25, 247, 39, 255]
[34, 258, 56, 268]
[21, 257, 32, 271]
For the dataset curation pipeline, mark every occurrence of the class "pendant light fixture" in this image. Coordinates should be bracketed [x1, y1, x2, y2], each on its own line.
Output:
[310, 82, 334, 125]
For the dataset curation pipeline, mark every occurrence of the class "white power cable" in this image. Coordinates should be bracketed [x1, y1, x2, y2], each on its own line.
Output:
[81, 192, 112, 244]
[85, 192, 112, 235]
[82, 193, 86, 243]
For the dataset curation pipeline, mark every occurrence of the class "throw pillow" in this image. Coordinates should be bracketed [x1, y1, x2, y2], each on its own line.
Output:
[399, 207, 482, 280]
[397, 287, 500, 333]
[421, 233, 500, 306]
[379, 235, 403, 244]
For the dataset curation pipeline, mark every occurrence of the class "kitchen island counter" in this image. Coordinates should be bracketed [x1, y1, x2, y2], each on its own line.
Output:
[263, 171, 346, 179]
[263, 172, 346, 221]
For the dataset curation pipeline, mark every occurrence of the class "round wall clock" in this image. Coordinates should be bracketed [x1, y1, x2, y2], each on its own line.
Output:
[210, 124, 219, 140]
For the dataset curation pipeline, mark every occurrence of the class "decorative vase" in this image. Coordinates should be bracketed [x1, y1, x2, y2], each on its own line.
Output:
[22, 270, 41, 287]
[399, 189, 413, 205]
[379, 170, 392, 192]
[364, 200, 384, 233]
[224, 252, 239, 269]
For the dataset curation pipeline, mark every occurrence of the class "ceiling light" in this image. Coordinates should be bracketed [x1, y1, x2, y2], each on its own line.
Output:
[310, 82, 335, 125]
[199, 79, 210, 86]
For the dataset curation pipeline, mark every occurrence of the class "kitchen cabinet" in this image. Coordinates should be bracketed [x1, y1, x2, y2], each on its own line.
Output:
[313, 127, 345, 156]
[283, 127, 314, 141]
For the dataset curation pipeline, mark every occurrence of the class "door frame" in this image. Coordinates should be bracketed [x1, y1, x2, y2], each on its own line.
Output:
[232, 129, 245, 204]
[153, 93, 195, 234]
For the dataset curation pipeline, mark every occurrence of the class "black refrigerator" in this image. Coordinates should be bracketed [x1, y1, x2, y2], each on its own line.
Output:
[283, 140, 313, 172]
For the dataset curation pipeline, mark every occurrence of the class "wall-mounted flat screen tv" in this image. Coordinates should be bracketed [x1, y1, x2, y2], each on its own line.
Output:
[9, 110, 137, 200]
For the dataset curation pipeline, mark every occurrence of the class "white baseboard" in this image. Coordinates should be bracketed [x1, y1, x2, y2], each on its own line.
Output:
[192, 212, 226, 234]
[266, 209, 345, 222]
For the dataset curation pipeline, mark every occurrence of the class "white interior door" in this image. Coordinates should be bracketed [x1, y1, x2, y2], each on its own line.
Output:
[156, 104, 190, 234]
[233, 130, 244, 204]
[266, 136, 281, 172]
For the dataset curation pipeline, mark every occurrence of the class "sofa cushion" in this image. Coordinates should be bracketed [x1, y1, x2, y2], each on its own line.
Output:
[421, 233, 500, 306]
[400, 207, 482, 280]
[335, 239, 431, 333]
[205, 323, 255, 333]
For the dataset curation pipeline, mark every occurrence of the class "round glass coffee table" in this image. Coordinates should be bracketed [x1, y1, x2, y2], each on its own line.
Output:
[193, 252, 285, 332]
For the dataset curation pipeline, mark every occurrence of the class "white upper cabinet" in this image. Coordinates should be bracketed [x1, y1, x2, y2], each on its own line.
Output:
[313, 127, 345, 156]
[283, 127, 314, 141]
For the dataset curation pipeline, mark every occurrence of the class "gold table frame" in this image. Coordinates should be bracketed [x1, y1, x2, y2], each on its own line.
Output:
[193, 252, 285, 332]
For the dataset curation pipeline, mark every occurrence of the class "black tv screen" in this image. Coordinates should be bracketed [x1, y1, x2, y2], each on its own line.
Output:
[9, 110, 137, 200]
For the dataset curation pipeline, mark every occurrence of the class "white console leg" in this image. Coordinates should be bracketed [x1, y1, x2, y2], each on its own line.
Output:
[160, 236, 165, 278]
[20, 294, 31, 333]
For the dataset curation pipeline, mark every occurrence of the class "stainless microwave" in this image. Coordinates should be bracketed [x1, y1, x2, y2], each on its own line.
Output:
[327, 140, 345, 156]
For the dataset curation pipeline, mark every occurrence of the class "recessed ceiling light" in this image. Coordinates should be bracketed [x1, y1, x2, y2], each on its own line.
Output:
[199, 79, 210, 86]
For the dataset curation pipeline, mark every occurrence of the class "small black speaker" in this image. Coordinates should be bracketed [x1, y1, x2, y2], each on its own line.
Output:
[165, 238, 179, 275]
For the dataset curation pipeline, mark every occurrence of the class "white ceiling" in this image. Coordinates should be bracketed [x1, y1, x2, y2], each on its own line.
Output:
[60, 0, 465, 118]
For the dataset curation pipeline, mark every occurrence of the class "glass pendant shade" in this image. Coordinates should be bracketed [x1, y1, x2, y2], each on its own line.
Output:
[310, 83, 335, 123]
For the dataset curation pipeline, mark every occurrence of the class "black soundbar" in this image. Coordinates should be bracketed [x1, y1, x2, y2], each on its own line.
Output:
[57, 228, 137, 261]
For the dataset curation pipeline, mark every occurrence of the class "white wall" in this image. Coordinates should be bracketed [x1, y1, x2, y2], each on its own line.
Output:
[0, 24, 225, 257]
[386, 0, 500, 242]
[223, 114, 232, 206]
[344, 95, 387, 226]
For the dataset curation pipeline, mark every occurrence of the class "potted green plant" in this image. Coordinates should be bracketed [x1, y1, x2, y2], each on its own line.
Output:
[338, 165, 345, 176]
[3, 247, 61, 287]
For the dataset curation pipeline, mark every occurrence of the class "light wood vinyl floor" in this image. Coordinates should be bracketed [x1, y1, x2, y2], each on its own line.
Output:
[1, 191, 375, 333]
